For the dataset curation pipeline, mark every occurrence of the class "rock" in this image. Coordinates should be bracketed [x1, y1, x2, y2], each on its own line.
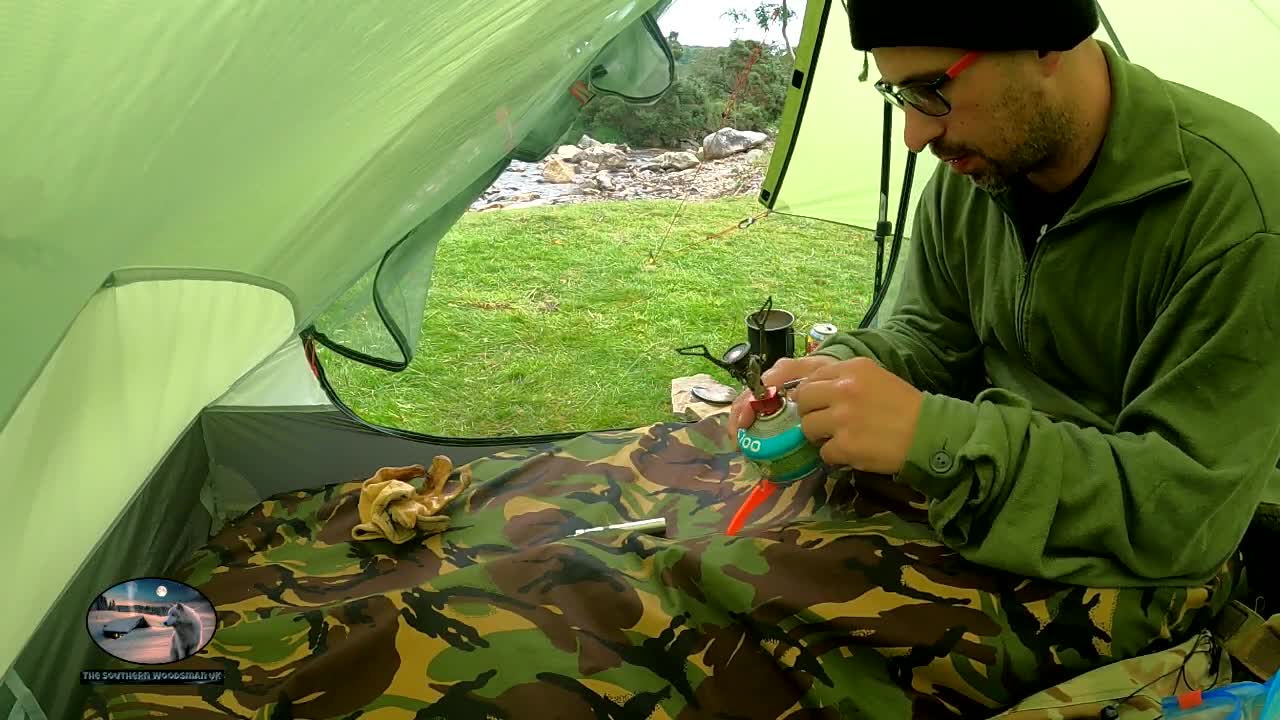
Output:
[542, 158, 576, 184]
[703, 127, 770, 160]
[470, 139, 777, 212]
[651, 151, 700, 171]
[578, 144, 630, 169]
[555, 145, 583, 163]
[578, 134, 602, 149]
[582, 172, 618, 192]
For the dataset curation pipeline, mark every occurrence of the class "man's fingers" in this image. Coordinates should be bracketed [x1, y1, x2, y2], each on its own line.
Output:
[761, 354, 840, 387]
[818, 437, 844, 466]
[788, 377, 838, 415]
[806, 356, 864, 382]
[799, 405, 838, 445]
[760, 359, 804, 388]
[727, 391, 755, 438]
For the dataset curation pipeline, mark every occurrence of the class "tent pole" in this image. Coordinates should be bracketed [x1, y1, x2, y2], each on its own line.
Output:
[1095, 1, 1129, 60]
[861, 100, 915, 330]
[872, 101, 892, 304]
[859, 151, 916, 330]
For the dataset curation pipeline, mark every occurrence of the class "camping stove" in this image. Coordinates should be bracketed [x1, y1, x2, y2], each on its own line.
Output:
[675, 339, 824, 536]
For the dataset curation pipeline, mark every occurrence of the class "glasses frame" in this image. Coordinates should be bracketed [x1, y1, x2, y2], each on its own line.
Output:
[874, 51, 983, 117]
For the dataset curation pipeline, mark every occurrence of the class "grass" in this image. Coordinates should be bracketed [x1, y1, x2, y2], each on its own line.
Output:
[318, 195, 878, 438]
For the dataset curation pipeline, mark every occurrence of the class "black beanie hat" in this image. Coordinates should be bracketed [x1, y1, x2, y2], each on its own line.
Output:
[846, 0, 1101, 53]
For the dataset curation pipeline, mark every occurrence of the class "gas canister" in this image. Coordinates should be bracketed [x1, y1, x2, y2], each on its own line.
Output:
[676, 335, 825, 536]
[736, 388, 821, 485]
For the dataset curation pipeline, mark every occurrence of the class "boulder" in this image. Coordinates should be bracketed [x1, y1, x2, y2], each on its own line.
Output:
[542, 158, 576, 184]
[583, 172, 618, 192]
[577, 134, 602, 149]
[649, 151, 700, 171]
[577, 144, 630, 169]
[745, 148, 765, 163]
[555, 145, 583, 163]
[703, 127, 770, 160]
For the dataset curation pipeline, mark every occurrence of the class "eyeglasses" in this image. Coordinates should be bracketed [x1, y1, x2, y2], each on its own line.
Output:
[874, 51, 983, 117]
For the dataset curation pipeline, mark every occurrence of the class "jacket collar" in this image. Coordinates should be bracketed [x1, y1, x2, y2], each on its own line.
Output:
[1058, 42, 1190, 226]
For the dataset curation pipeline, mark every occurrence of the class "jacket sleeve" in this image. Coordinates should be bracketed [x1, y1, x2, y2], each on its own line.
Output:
[812, 175, 984, 398]
[901, 232, 1280, 587]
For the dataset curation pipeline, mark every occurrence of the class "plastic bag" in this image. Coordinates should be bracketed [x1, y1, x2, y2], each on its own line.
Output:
[1161, 673, 1279, 720]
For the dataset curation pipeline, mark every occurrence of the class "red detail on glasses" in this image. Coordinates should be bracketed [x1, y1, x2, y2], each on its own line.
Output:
[946, 51, 982, 78]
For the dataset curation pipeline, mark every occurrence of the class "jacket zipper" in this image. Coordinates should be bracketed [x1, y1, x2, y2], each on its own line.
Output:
[1015, 223, 1050, 364]
[1002, 176, 1189, 363]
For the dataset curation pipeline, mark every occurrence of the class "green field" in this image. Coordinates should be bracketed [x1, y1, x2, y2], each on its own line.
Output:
[318, 195, 880, 438]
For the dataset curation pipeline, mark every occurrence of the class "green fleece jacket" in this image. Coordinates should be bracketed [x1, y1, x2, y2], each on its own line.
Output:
[815, 43, 1280, 588]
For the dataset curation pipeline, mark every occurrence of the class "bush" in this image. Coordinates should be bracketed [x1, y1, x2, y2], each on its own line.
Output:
[569, 37, 792, 149]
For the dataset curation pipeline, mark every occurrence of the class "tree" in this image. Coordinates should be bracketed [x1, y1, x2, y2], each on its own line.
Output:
[708, 40, 790, 133]
[723, 1, 796, 63]
[666, 31, 685, 62]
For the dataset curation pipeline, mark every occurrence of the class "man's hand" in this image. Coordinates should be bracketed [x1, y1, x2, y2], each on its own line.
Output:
[789, 357, 925, 474]
[727, 355, 839, 439]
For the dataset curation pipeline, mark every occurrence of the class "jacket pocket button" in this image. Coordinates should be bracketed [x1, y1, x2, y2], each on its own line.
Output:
[930, 451, 953, 473]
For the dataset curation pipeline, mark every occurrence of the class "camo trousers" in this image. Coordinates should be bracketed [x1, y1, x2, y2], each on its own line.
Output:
[83, 417, 1237, 720]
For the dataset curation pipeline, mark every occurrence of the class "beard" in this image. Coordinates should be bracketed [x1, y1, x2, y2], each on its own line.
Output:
[933, 87, 1075, 196]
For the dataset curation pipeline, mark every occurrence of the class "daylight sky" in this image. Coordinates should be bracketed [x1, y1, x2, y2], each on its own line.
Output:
[657, 0, 804, 49]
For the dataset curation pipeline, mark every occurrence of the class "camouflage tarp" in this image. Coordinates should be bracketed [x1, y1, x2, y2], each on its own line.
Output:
[82, 416, 1237, 719]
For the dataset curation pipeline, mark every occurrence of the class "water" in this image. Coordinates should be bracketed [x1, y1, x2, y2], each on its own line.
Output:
[469, 148, 671, 210]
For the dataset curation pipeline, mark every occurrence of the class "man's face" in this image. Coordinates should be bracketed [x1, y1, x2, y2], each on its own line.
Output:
[872, 46, 1074, 194]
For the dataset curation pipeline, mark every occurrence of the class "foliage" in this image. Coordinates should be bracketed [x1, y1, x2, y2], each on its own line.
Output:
[723, 1, 796, 62]
[565, 31, 794, 149]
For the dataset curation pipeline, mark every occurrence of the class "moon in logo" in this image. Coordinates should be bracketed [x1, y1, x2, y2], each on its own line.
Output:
[156, 585, 168, 597]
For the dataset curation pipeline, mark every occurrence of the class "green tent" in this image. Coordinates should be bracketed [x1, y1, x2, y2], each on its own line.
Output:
[1, 0, 1277, 717]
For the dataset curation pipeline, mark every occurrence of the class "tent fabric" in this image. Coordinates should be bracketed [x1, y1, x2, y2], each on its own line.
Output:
[212, 337, 331, 409]
[0, 0, 672, 429]
[2, 670, 46, 720]
[200, 404, 549, 529]
[0, 0, 674, 684]
[305, 161, 510, 370]
[0, 277, 295, 679]
[5, 415, 213, 720]
[307, 14, 677, 370]
[4, 385, 541, 720]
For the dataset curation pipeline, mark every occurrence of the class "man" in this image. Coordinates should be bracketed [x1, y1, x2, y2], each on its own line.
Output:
[733, 0, 1280, 592]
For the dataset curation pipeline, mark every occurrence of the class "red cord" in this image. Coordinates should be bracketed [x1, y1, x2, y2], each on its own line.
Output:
[727, 480, 777, 536]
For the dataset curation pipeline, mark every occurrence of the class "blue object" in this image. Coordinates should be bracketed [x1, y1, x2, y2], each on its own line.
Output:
[738, 425, 808, 461]
[1261, 672, 1279, 719]
[1160, 674, 1279, 719]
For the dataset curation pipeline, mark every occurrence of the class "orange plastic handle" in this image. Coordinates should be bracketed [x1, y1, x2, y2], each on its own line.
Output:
[727, 480, 777, 536]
